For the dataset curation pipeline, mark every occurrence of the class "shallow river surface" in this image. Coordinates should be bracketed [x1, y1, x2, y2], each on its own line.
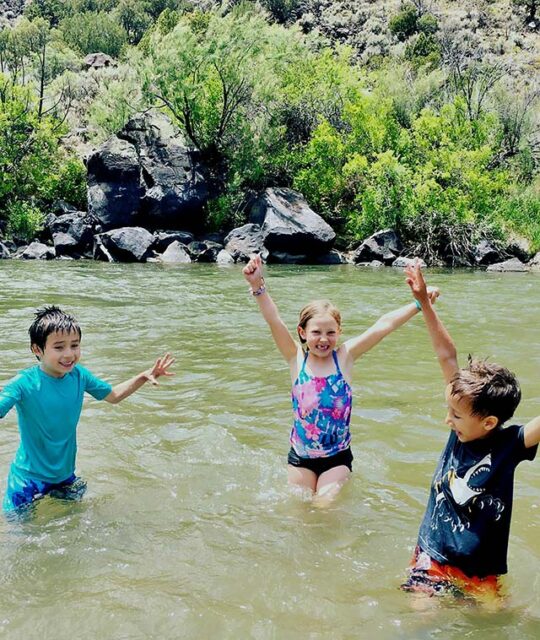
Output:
[0, 262, 538, 639]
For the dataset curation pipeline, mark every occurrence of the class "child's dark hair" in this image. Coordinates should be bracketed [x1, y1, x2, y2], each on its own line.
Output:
[449, 357, 521, 427]
[29, 306, 81, 351]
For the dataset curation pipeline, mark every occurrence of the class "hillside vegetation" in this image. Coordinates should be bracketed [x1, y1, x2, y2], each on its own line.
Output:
[0, 0, 538, 262]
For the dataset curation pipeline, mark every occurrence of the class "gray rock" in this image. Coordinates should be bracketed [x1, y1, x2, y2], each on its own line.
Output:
[187, 240, 222, 262]
[505, 235, 533, 262]
[267, 252, 308, 264]
[0, 242, 11, 259]
[486, 258, 529, 272]
[529, 252, 540, 272]
[351, 230, 403, 265]
[94, 227, 154, 262]
[392, 257, 426, 268]
[224, 223, 267, 262]
[356, 260, 384, 268]
[474, 240, 504, 266]
[153, 231, 195, 252]
[19, 242, 56, 260]
[88, 137, 144, 229]
[216, 249, 235, 265]
[84, 53, 116, 69]
[120, 112, 210, 230]
[249, 187, 335, 255]
[53, 232, 79, 256]
[87, 112, 211, 231]
[159, 241, 191, 263]
[48, 212, 93, 255]
[316, 250, 346, 264]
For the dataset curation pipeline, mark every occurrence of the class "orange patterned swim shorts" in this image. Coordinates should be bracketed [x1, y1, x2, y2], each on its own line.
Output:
[401, 546, 501, 599]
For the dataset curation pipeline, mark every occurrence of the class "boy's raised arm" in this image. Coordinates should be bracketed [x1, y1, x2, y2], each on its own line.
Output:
[405, 261, 459, 385]
[104, 353, 175, 404]
[242, 254, 298, 364]
[524, 416, 540, 449]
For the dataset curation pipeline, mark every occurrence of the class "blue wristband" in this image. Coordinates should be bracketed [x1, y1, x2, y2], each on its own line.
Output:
[414, 299, 422, 311]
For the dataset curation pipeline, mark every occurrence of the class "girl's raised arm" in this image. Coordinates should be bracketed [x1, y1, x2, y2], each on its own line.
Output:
[243, 255, 298, 363]
[342, 287, 440, 364]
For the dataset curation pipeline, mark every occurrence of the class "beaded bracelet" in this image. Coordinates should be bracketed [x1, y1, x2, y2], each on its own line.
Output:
[250, 278, 266, 297]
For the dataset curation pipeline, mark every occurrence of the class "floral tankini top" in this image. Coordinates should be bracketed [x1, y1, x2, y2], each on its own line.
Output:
[290, 350, 352, 458]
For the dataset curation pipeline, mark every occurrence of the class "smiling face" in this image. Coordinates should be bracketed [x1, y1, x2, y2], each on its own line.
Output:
[298, 313, 341, 358]
[32, 330, 81, 378]
[444, 385, 498, 443]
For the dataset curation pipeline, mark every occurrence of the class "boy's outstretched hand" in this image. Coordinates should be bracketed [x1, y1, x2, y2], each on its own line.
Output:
[405, 259, 439, 306]
[144, 353, 175, 385]
[243, 254, 264, 289]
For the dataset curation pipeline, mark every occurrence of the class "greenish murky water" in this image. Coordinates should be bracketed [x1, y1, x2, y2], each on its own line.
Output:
[0, 262, 538, 639]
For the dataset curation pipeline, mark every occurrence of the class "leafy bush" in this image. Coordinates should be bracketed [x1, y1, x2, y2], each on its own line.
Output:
[60, 11, 128, 57]
[417, 13, 439, 35]
[404, 32, 441, 68]
[388, 4, 418, 42]
[0, 74, 85, 235]
[6, 201, 45, 241]
[259, 0, 301, 24]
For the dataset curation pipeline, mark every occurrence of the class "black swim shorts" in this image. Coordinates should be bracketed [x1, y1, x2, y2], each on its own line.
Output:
[287, 447, 353, 476]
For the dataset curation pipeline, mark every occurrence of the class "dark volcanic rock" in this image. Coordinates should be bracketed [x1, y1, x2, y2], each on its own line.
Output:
[94, 227, 154, 262]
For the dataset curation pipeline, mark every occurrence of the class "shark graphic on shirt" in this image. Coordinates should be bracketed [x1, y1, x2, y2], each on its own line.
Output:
[432, 453, 505, 533]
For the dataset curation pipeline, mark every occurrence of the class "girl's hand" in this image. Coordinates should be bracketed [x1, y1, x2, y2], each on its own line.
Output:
[243, 254, 264, 288]
[144, 353, 175, 385]
[427, 286, 440, 305]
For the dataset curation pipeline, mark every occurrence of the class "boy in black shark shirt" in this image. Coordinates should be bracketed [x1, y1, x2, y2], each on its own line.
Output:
[401, 261, 539, 599]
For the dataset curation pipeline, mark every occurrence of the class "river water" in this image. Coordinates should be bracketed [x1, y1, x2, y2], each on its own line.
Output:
[0, 261, 538, 639]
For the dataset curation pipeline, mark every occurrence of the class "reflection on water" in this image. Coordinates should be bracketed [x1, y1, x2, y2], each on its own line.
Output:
[0, 261, 538, 639]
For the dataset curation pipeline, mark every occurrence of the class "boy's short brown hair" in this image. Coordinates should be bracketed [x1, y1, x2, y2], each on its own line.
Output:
[449, 358, 521, 427]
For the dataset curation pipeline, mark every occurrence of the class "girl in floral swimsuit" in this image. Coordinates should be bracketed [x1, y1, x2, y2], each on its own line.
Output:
[243, 254, 439, 503]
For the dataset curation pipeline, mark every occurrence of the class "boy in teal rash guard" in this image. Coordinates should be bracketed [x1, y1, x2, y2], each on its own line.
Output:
[0, 306, 175, 513]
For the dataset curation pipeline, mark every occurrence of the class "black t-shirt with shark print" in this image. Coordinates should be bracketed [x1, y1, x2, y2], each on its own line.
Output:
[417, 424, 537, 578]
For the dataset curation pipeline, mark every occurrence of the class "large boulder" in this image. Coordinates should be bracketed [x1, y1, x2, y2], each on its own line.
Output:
[224, 223, 267, 262]
[87, 112, 212, 231]
[474, 240, 505, 266]
[351, 230, 403, 265]
[0, 242, 11, 259]
[486, 258, 529, 272]
[94, 227, 154, 262]
[159, 241, 191, 264]
[249, 188, 335, 256]
[529, 252, 540, 272]
[48, 211, 94, 256]
[152, 231, 195, 253]
[84, 53, 116, 69]
[87, 137, 144, 228]
[19, 242, 55, 260]
[216, 249, 234, 265]
[187, 240, 222, 262]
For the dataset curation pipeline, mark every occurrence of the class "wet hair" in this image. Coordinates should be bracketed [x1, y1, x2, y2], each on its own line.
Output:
[449, 357, 521, 427]
[29, 306, 82, 352]
[297, 300, 342, 345]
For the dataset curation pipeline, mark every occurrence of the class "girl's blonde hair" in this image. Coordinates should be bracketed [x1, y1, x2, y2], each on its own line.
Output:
[297, 300, 342, 345]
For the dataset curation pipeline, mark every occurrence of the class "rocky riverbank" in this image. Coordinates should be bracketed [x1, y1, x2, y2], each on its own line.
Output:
[0, 111, 538, 272]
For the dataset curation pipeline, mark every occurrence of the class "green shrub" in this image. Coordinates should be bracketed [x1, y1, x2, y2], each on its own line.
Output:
[260, 0, 301, 24]
[404, 32, 441, 68]
[388, 5, 418, 42]
[417, 13, 439, 35]
[39, 157, 87, 210]
[60, 11, 128, 57]
[6, 201, 45, 240]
